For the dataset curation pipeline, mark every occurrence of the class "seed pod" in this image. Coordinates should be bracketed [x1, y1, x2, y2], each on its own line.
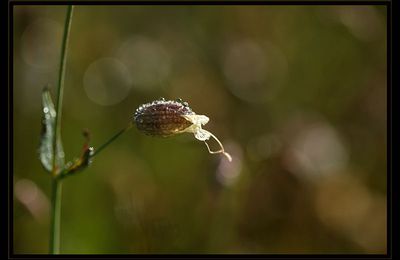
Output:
[133, 99, 232, 162]
[134, 99, 195, 137]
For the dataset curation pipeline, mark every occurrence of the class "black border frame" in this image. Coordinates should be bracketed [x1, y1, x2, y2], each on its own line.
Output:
[7, 0, 393, 258]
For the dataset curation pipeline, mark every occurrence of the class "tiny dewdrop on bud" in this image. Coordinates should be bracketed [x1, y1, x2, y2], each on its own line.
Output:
[133, 99, 232, 162]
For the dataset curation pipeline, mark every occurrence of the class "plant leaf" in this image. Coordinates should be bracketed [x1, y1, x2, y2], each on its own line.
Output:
[39, 88, 65, 173]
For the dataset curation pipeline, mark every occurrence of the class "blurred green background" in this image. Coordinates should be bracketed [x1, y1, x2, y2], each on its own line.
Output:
[13, 5, 387, 254]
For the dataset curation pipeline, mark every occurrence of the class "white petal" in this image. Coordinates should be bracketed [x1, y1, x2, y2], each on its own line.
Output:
[182, 114, 209, 126]
[180, 124, 196, 134]
[195, 115, 209, 125]
[194, 129, 211, 141]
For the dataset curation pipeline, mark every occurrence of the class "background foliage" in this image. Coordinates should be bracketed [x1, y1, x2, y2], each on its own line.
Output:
[13, 5, 387, 254]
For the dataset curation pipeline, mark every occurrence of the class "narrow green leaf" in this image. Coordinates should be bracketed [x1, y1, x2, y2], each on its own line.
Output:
[39, 88, 65, 173]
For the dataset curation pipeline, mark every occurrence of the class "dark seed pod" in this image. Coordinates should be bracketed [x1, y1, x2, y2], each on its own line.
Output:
[134, 99, 195, 137]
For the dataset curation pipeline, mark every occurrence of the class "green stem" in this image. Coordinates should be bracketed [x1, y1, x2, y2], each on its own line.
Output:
[55, 123, 132, 181]
[52, 5, 74, 174]
[49, 179, 63, 254]
[91, 123, 132, 158]
[50, 5, 73, 254]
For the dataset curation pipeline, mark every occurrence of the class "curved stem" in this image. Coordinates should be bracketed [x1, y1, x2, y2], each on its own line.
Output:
[52, 5, 74, 174]
[91, 123, 133, 158]
[50, 5, 73, 254]
[54, 5, 74, 137]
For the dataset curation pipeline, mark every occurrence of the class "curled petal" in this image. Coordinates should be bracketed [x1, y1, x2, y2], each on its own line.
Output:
[194, 128, 232, 162]
[182, 114, 209, 125]
[194, 128, 211, 141]
[181, 114, 231, 162]
[199, 129, 232, 162]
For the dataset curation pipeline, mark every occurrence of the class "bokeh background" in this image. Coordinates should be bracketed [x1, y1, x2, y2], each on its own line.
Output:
[13, 5, 387, 254]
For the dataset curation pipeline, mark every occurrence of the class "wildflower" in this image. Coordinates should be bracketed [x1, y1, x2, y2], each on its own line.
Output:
[134, 98, 232, 161]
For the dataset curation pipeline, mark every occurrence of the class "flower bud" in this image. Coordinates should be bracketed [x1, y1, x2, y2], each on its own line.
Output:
[134, 99, 195, 137]
[134, 99, 232, 161]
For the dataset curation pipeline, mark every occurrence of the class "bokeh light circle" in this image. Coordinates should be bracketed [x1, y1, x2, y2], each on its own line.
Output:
[222, 39, 287, 104]
[20, 18, 62, 70]
[83, 58, 132, 106]
[116, 35, 171, 91]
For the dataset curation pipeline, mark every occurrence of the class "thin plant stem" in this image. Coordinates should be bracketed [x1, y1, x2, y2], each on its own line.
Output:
[50, 5, 74, 254]
[49, 179, 63, 254]
[91, 123, 133, 158]
[54, 123, 132, 181]
[54, 5, 74, 142]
